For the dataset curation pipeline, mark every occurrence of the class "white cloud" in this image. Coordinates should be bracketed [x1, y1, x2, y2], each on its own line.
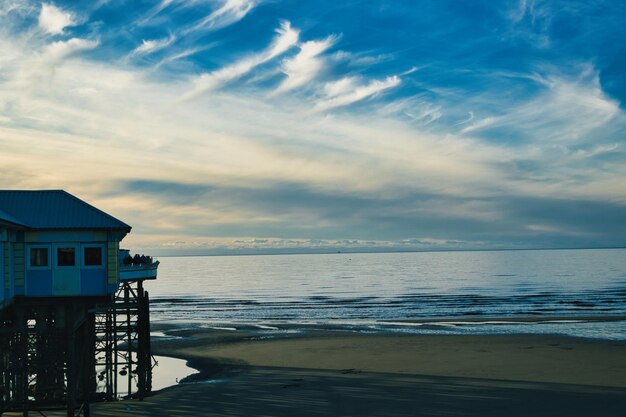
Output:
[130, 35, 176, 57]
[42, 38, 99, 61]
[4, 37, 99, 90]
[127, 235, 480, 252]
[323, 77, 358, 98]
[184, 0, 258, 33]
[134, 0, 176, 26]
[399, 66, 419, 76]
[180, 21, 298, 101]
[314, 75, 401, 112]
[274, 35, 337, 94]
[38, 3, 74, 35]
[460, 66, 619, 142]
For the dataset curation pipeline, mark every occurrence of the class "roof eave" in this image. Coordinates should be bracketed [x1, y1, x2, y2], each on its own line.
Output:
[0, 219, 29, 230]
[31, 226, 132, 233]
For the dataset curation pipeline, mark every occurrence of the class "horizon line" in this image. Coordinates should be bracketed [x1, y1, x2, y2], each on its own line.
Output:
[148, 245, 626, 258]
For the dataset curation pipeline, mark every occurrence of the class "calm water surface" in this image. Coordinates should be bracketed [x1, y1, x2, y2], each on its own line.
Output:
[147, 249, 626, 339]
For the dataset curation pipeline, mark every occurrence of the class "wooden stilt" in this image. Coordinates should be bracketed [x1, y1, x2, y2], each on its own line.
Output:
[0, 281, 153, 415]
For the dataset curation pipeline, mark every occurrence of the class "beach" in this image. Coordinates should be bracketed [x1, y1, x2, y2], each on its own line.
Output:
[10, 320, 625, 416]
[153, 328, 626, 387]
[80, 323, 626, 417]
[7, 248, 626, 416]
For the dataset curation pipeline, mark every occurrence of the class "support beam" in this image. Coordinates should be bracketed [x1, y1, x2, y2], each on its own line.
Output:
[0, 280, 153, 414]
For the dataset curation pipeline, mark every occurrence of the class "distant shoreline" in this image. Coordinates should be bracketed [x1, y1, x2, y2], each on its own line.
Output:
[149, 246, 626, 258]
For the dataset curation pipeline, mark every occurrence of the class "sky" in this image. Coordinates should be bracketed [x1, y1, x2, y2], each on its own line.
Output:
[0, 0, 625, 255]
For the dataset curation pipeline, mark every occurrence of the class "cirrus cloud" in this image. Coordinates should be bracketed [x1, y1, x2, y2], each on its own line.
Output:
[38, 3, 74, 35]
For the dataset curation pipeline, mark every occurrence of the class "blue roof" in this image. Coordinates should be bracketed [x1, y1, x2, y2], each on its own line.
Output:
[0, 190, 131, 231]
[0, 208, 26, 227]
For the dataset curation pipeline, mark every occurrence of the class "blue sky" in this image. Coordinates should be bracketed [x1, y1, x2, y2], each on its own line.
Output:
[1, 0, 625, 254]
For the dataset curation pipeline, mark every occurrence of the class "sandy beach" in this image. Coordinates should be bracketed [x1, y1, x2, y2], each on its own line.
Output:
[71, 324, 626, 417]
[154, 330, 626, 387]
[8, 324, 625, 416]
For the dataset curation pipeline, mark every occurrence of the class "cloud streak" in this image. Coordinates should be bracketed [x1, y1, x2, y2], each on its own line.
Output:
[129, 35, 176, 58]
[460, 67, 619, 142]
[184, 0, 258, 34]
[180, 21, 299, 101]
[274, 35, 337, 94]
[314, 75, 401, 112]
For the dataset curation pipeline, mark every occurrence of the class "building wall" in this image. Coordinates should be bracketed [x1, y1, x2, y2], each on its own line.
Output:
[24, 242, 111, 297]
[21, 230, 122, 298]
[2, 240, 13, 302]
[107, 241, 119, 293]
[0, 228, 127, 302]
[14, 242, 24, 295]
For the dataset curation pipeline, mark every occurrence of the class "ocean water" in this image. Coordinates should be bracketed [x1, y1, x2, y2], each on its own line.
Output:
[147, 249, 626, 340]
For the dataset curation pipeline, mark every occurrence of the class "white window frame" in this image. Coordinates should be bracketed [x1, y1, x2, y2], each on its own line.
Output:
[54, 244, 79, 269]
[81, 244, 105, 269]
[26, 244, 52, 270]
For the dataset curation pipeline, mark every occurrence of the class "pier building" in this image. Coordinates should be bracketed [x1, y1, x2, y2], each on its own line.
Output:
[0, 190, 158, 416]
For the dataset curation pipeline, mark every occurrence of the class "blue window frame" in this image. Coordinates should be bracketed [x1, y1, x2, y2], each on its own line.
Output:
[26, 245, 52, 270]
[54, 244, 79, 269]
[82, 244, 105, 268]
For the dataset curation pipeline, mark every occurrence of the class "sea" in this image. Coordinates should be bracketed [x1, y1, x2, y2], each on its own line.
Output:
[147, 248, 626, 340]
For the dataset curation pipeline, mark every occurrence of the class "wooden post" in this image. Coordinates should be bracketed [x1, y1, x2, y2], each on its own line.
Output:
[66, 306, 76, 417]
[15, 309, 27, 417]
[145, 290, 152, 393]
[82, 311, 93, 417]
[137, 281, 146, 399]
[125, 284, 132, 398]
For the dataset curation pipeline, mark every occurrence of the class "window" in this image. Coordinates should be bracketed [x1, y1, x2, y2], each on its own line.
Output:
[57, 247, 76, 267]
[30, 248, 49, 267]
[84, 247, 103, 266]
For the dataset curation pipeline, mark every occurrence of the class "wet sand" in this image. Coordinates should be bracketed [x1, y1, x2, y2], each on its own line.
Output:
[31, 326, 626, 416]
[149, 329, 626, 388]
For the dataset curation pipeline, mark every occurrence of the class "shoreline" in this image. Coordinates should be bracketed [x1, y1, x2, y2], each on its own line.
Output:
[150, 322, 626, 388]
[152, 313, 626, 329]
[150, 314, 626, 344]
